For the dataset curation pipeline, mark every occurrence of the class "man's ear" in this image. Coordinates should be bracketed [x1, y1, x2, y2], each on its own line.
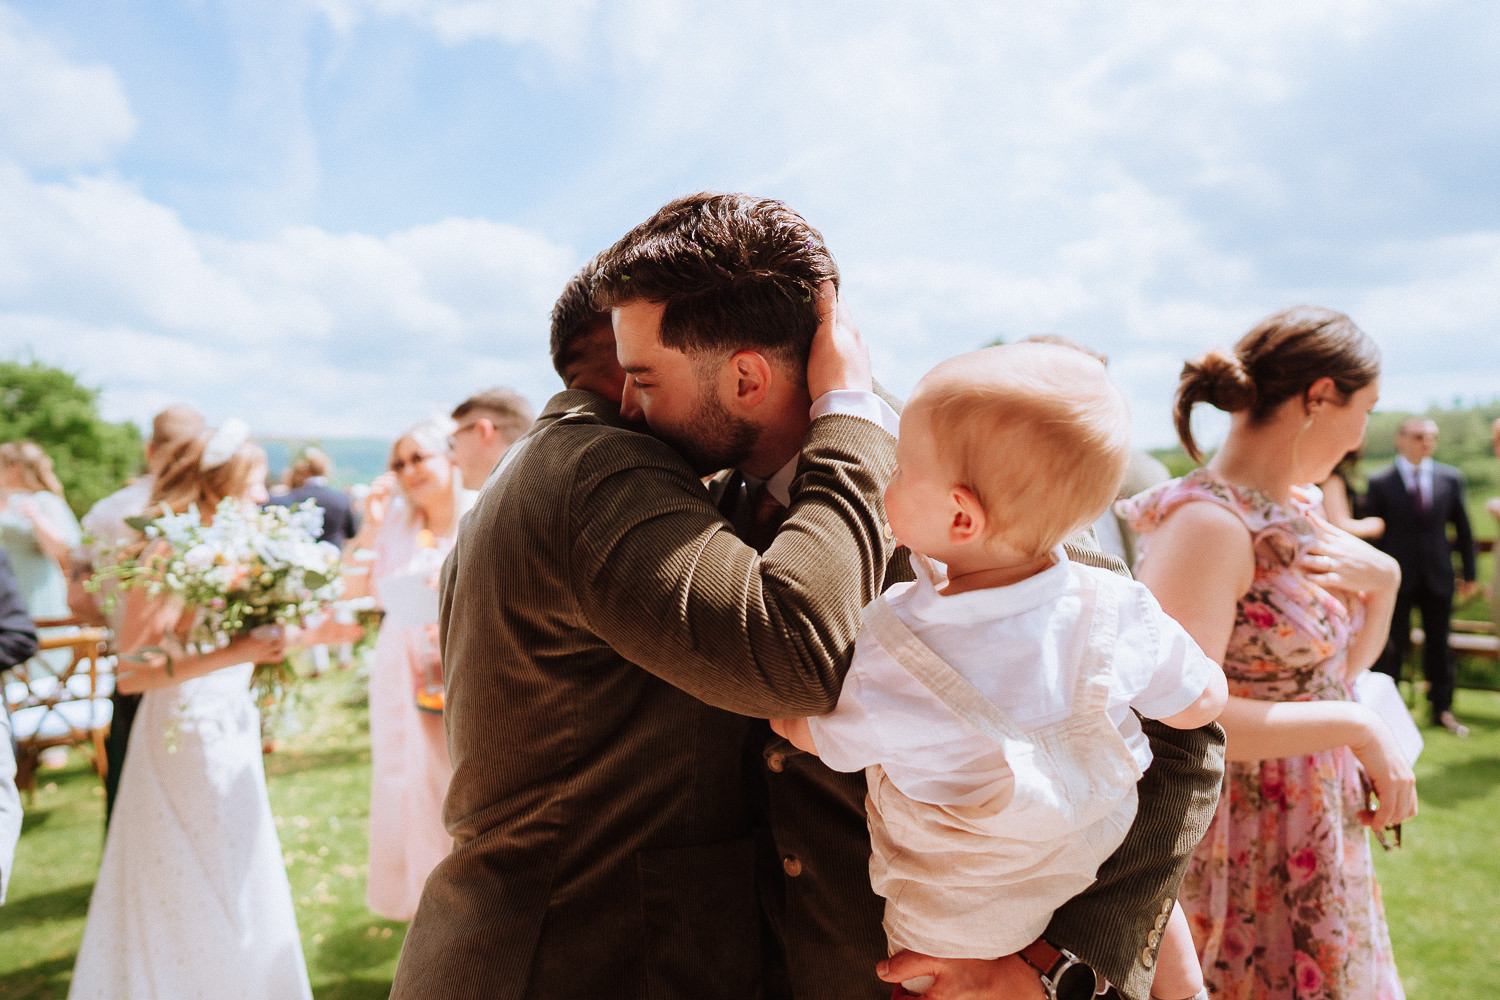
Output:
[948, 486, 987, 545]
[727, 350, 773, 408]
[475, 417, 497, 443]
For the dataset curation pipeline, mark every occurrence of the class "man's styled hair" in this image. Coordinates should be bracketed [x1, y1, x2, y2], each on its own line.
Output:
[915, 343, 1132, 559]
[452, 387, 535, 441]
[590, 192, 838, 373]
[550, 256, 613, 381]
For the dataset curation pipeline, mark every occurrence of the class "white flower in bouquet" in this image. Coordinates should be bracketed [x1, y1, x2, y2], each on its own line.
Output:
[99, 498, 346, 703]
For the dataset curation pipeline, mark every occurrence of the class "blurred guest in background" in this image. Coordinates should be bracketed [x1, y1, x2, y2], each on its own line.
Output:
[0, 549, 40, 906]
[340, 418, 476, 920]
[1488, 417, 1500, 633]
[1367, 417, 1478, 735]
[448, 387, 535, 490]
[0, 441, 81, 621]
[74, 404, 205, 828]
[266, 447, 356, 548]
[1319, 450, 1384, 539]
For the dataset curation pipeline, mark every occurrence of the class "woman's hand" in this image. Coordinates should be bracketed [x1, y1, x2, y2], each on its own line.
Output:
[15, 495, 74, 568]
[236, 626, 292, 665]
[1300, 523, 1399, 597]
[359, 473, 396, 532]
[1347, 707, 1419, 831]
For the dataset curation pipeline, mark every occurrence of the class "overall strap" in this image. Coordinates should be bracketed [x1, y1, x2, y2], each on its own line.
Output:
[1070, 572, 1121, 714]
[865, 598, 1029, 745]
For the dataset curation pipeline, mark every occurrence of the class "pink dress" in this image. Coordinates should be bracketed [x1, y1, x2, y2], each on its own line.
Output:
[1121, 470, 1403, 1000]
[366, 497, 464, 921]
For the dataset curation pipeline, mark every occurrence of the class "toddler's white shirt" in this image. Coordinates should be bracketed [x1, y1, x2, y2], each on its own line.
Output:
[808, 551, 1218, 809]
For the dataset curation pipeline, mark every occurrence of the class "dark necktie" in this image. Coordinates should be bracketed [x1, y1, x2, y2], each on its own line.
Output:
[743, 481, 787, 555]
[1411, 471, 1429, 513]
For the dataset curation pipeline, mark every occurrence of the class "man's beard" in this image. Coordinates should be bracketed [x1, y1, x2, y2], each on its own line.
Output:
[659, 389, 759, 477]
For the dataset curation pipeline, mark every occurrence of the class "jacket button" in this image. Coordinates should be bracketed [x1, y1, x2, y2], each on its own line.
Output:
[767, 752, 786, 773]
[782, 855, 803, 878]
[1140, 947, 1155, 969]
[1147, 929, 1161, 950]
[1153, 912, 1168, 933]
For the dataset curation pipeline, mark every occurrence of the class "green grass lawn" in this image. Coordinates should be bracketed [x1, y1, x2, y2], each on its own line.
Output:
[0, 666, 406, 999]
[3, 674, 1499, 997]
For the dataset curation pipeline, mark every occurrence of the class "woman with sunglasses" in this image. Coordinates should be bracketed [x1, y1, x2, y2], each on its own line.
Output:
[1119, 307, 1414, 999]
[342, 417, 477, 921]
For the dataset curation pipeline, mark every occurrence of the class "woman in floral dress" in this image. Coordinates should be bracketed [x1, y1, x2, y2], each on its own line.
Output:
[1120, 307, 1415, 999]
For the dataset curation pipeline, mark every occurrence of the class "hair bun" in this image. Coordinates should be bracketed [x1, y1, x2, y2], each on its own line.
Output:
[1187, 350, 1257, 413]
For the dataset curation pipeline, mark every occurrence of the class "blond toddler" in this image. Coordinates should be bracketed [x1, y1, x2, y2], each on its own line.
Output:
[774, 343, 1226, 1000]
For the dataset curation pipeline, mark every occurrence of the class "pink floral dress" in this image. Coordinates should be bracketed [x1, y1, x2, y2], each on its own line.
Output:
[1121, 469, 1403, 1000]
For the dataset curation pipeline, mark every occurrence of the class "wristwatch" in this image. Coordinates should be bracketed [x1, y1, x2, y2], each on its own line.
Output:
[1018, 939, 1098, 1000]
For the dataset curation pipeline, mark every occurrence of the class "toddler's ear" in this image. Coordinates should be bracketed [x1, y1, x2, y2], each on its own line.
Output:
[948, 486, 987, 545]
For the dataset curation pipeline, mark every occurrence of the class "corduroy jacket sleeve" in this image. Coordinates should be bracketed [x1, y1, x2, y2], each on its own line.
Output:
[1045, 719, 1226, 1000]
[570, 412, 896, 718]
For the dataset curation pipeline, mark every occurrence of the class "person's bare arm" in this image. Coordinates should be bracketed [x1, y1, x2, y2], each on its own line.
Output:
[1158, 667, 1228, 729]
[1136, 500, 1415, 828]
[114, 578, 287, 694]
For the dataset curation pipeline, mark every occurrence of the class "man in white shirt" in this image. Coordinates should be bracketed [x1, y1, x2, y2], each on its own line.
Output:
[447, 387, 535, 491]
[1367, 417, 1479, 734]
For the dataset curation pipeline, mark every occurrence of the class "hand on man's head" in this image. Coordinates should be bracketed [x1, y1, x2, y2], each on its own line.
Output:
[806, 281, 872, 399]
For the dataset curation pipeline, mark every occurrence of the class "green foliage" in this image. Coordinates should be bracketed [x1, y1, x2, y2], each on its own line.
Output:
[1149, 446, 1202, 479]
[0, 360, 143, 517]
[1147, 399, 1500, 498]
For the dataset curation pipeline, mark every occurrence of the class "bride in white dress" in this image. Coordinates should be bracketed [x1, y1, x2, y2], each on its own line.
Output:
[69, 424, 313, 1000]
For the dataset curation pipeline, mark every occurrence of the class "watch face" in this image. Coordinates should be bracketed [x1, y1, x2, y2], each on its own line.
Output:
[1053, 961, 1097, 1000]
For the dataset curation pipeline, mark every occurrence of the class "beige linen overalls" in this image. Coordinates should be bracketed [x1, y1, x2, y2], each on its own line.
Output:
[863, 570, 1144, 961]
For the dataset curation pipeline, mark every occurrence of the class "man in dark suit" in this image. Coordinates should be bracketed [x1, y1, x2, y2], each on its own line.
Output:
[266, 448, 355, 548]
[1367, 417, 1479, 735]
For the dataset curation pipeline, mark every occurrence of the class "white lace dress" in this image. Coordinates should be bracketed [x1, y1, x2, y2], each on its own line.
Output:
[69, 663, 312, 1000]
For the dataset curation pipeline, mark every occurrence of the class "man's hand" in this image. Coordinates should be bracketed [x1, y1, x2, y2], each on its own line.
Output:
[1456, 579, 1481, 603]
[877, 951, 1046, 1000]
[806, 281, 872, 398]
[768, 716, 819, 755]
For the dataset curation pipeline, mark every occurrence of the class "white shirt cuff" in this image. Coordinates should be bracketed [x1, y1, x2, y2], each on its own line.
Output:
[810, 390, 900, 436]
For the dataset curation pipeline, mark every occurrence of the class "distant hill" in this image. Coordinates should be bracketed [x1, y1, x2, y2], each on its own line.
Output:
[1149, 399, 1500, 498]
[259, 438, 391, 488]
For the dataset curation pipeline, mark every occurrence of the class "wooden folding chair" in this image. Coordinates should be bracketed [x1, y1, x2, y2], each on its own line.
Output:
[2, 627, 113, 798]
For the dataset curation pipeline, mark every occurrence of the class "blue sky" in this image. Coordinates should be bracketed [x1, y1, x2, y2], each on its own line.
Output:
[2, 0, 1498, 449]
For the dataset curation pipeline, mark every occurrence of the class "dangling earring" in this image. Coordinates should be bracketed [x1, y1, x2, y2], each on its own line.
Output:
[1291, 409, 1315, 478]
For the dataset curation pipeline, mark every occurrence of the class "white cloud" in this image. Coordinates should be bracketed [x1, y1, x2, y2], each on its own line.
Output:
[4, 0, 1498, 457]
[0, 5, 136, 167]
[0, 164, 577, 437]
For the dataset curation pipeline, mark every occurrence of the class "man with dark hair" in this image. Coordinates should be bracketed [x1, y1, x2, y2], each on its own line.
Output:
[392, 195, 899, 1000]
[1368, 417, 1479, 735]
[449, 387, 536, 490]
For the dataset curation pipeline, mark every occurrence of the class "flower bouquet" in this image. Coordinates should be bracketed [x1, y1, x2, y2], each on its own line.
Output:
[97, 497, 346, 709]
